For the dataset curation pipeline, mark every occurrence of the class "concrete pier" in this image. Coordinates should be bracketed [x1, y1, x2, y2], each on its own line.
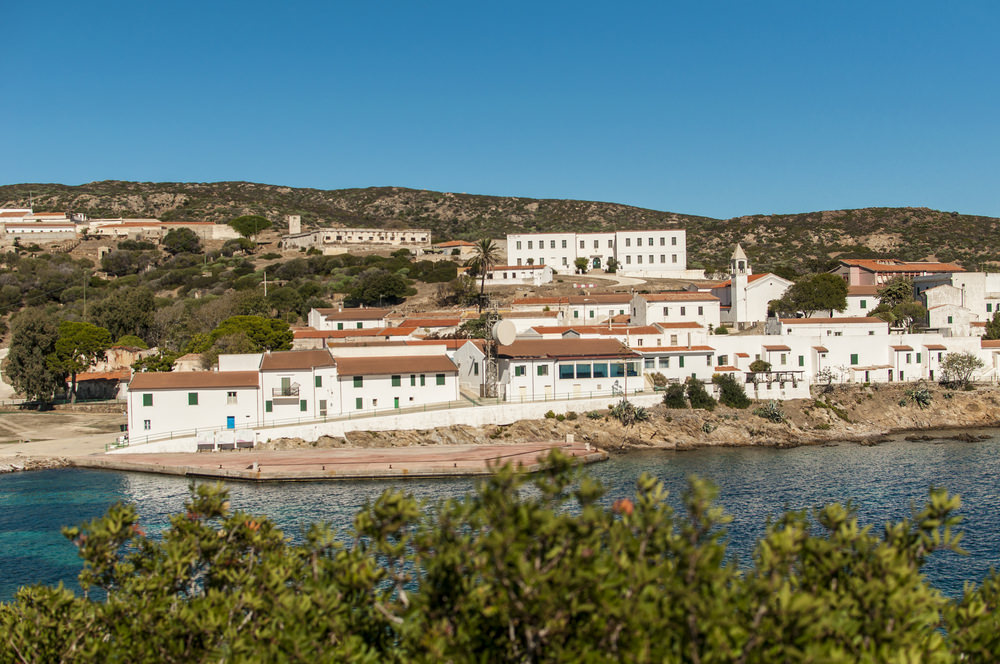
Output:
[71, 442, 607, 482]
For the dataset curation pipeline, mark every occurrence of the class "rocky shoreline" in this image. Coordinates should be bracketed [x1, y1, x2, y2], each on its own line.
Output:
[2, 384, 999, 476]
[261, 383, 1000, 453]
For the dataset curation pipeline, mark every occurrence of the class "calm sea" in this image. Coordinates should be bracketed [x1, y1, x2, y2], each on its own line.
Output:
[2, 430, 999, 602]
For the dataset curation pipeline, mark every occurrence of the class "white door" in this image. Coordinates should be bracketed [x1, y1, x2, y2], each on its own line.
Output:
[543, 384, 552, 400]
[518, 386, 527, 402]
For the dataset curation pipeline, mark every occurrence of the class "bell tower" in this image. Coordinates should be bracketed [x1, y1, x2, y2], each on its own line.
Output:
[731, 243, 751, 325]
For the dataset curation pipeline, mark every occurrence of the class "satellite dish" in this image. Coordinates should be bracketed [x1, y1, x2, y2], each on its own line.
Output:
[493, 319, 517, 346]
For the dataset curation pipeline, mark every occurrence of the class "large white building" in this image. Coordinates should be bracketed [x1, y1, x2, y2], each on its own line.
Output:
[505, 229, 704, 278]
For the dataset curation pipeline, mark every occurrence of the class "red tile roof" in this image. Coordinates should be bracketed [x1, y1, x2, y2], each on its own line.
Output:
[924, 344, 947, 350]
[838, 258, 965, 273]
[315, 307, 392, 321]
[891, 345, 914, 351]
[75, 369, 131, 382]
[639, 292, 720, 302]
[260, 349, 336, 370]
[130, 371, 259, 390]
[401, 318, 462, 327]
[763, 345, 791, 351]
[335, 355, 457, 375]
[639, 345, 715, 353]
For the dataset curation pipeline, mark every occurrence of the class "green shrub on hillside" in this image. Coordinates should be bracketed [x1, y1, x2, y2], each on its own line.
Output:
[712, 373, 750, 409]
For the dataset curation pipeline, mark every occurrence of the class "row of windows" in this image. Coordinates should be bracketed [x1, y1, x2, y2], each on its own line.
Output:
[624, 254, 678, 264]
[335, 322, 366, 330]
[514, 236, 680, 251]
[141, 392, 238, 406]
[354, 374, 446, 388]
[557, 362, 639, 379]
[660, 306, 703, 316]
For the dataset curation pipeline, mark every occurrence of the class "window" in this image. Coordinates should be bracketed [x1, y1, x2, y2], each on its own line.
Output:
[718, 354, 728, 366]
[142, 394, 153, 407]
[645, 358, 655, 369]
[637, 255, 643, 264]
[589, 310, 595, 319]
[649, 254, 654, 263]
[850, 353, 859, 365]
[473, 363, 479, 375]
[610, 363, 625, 377]
[537, 365, 549, 376]
[593, 363, 608, 378]
[319, 400, 327, 417]
[420, 374, 426, 386]
[860, 299, 867, 309]
[626, 256, 631, 264]
[627, 362, 638, 376]
[188, 392, 198, 406]
[337, 322, 344, 330]
[678, 356, 685, 368]
[356, 322, 363, 329]
[315, 375, 322, 388]
[391, 375, 401, 387]
[514, 365, 526, 377]
[227, 391, 237, 405]
[528, 240, 533, 249]
[697, 306, 703, 315]
[648, 237, 653, 246]
[989, 304, 994, 313]
[594, 240, 598, 249]
[353, 376, 363, 388]
[608, 240, 613, 248]
[143, 420, 151, 430]
[516, 241, 522, 250]
[706, 355, 712, 366]
[660, 255, 666, 263]
[410, 374, 416, 386]
[659, 357, 670, 368]
[670, 334, 678, 345]
[680, 306, 686, 316]
[579, 240, 584, 248]
[265, 400, 273, 412]
[916, 352, 922, 363]
[948, 316, 954, 324]
[576, 363, 591, 378]
[798, 355, 804, 367]
[625, 238, 631, 247]
[562, 239, 567, 248]
[517, 258, 522, 265]
[436, 373, 445, 385]
[574, 310, 579, 318]
[660, 237, 665, 246]
[300, 399, 307, 412]
[906, 353, 912, 364]
[671, 236, 677, 246]
[672, 254, 677, 263]
[780, 354, 787, 366]
[559, 365, 575, 379]
[662, 306, 668, 316]
[355, 397, 363, 410]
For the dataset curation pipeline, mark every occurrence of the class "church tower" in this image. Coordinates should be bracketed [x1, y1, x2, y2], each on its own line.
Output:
[730, 243, 751, 326]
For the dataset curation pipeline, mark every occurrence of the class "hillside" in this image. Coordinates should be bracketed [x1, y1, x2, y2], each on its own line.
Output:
[2, 181, 998, 276]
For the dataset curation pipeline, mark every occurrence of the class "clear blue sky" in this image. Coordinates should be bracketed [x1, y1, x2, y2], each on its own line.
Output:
[4, 1, 998, 219]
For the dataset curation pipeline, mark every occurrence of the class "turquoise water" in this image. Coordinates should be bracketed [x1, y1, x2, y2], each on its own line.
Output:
[3, 430, 1000, 601]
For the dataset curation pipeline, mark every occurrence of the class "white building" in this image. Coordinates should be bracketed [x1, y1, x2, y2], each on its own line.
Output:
[127, 371, 261, 440]
[481, 264, 554, 287]
[505, 229, 704, 278]
[706, 245, 794, 327]
[282, 228, 431, 251]
[630, 292, 722, 329]
[330, 351, 459, 413]
[307, 307, 392, 330]
[497, 338, 642, 402]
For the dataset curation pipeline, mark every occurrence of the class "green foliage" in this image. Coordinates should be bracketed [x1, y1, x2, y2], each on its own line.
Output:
[53, 321, 112, 402]
[227, 214, 272, 238]
[0, 459, 988, 661]
[686, 377, 717, 411]
[469, 238, 501, 310]
[573, 257, 589, 273]
[132, 350, 181, 373]
[877, 276, 914, 309]
[774, 273, 848, 317]
[940, 351, 985, 390]
[161, 228, 202, 255]
[346, 269, 410, 307]
[114, 334, 148, 349]
[749, 359, 772, 373]
[712, 373, 750, 408]
[455, 314, 488, 339]
[92, 287, 156, 342]
[2, 308, 64, 403]
[713, 324, 728, 334]
[753, 400, 786, 423]
[814, 399, 851, 421]
[200, 316, 293, 353]
[984, 311, 1000, 340]
[904, 383, 933, 409]
[544, 410, 556, 419]
[663, 383, 687, 408]
[586, 410, 603, 420]
[648, 371, 667, 387]
[609, 398, 649, 426]
[605, 256, 619, 273]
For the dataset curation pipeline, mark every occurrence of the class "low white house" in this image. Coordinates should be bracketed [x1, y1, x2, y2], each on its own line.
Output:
[258, 349, 339, 424]
[307, 307, 392, 331]
[630, 292, 721, 329]
[127, 371, 261, 440]
[497, 338, 642, 402]
[481, 264, 554, 287]
[331, 353, 459, 413]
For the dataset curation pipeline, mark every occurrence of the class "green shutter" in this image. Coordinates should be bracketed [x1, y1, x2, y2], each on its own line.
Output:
[916, 352, 922, 363]
[436, 373, 445, 385]
[798, 355, 804, 367]
[410, 374, 416, 386]
[315, 375, 322, 388]
[265, 400, 273, 412]
[355, 397, 363, 410]
[188, 392, 198, 406]
[420, 374, 426, 386]
[353, 376, 363, 388]
[391, 375, 401, 387]
[850, 353, 858, 365]
[142, 393, 152, 407]
[678, 356, 685, 368]
[300, 400, 307, 412]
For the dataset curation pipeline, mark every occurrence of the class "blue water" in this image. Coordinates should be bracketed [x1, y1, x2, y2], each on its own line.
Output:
[3, 430, 1000, 602]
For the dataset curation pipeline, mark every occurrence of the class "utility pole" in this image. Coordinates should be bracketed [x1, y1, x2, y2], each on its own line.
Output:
[263, 270, 268, 297]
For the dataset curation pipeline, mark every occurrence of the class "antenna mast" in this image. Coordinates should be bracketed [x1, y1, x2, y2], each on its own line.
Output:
[483, 298, 501, 398]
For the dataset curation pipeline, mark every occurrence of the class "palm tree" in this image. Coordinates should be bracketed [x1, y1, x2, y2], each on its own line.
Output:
[471, 238, 501, 311]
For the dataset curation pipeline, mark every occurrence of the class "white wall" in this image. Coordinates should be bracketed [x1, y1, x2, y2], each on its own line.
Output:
[127, 386, 260, 442]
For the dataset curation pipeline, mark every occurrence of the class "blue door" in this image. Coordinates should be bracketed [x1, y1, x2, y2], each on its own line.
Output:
[226, 416, 235, 429]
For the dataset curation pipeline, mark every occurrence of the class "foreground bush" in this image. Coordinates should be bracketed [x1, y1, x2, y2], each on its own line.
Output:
[2, 452, 998, 662]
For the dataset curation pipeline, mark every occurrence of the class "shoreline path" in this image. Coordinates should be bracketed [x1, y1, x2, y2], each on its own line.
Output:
[0, 411, 606, 480]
